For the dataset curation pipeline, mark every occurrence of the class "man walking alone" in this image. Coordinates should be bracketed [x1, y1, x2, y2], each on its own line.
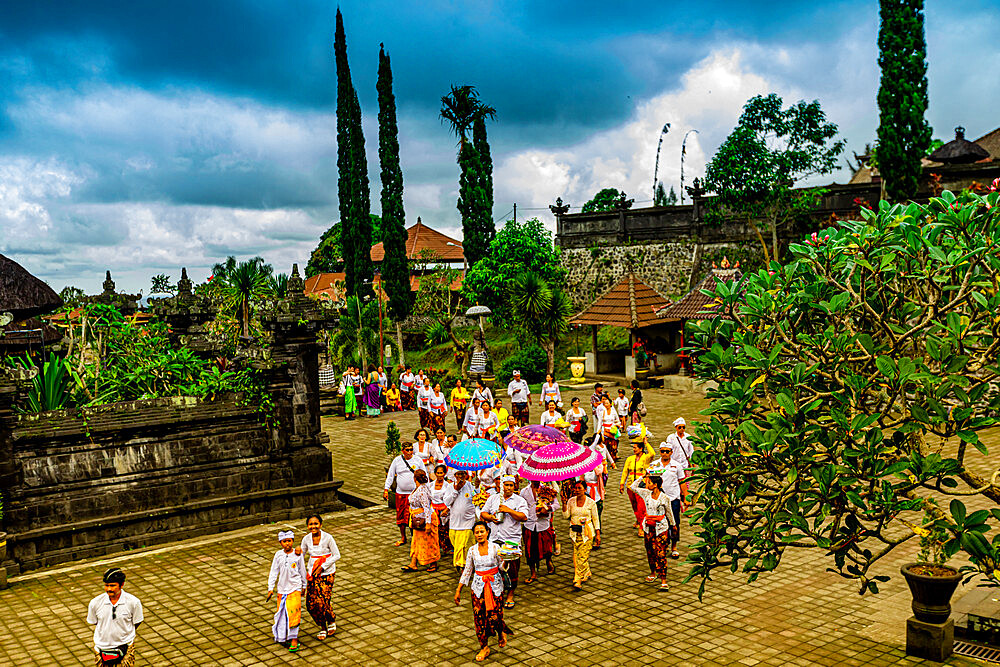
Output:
[87, 567, 144, 667]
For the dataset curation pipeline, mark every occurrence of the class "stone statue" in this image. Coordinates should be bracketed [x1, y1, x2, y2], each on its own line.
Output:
[468, 328, 492, 378]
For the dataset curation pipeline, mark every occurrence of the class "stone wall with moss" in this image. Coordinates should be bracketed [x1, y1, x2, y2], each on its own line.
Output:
[561, 239, 766, 308]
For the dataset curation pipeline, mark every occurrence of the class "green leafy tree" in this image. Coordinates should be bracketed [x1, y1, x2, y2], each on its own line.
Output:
[581, 188, 625, 213]
[462, 218, 566, 321]
[413, 257, 470, 373]
[377, 43, 412, 361]
[306, 215, 383, 278]
[335, 8, 373, 297]
[507, 272, 572, 375]
[685, 187, 1000, 597]
[58, 285, 86, 307]
[705, 94, 843, 262]
[150, 274, 173, 295]
[876, 0, 931, 202]
[440, 85, 496, 267]
[385, 420, 401, 457]
[330, 295, 388, 370]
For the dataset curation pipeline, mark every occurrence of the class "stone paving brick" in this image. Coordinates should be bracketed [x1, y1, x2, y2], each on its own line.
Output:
[0, 387, 988, 665]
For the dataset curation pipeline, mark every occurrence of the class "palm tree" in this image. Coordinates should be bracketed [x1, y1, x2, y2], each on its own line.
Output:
[213, 256, 273, 339]
[439, 85, 496, 144]
[268, 272, 289, 298]
[508, 273, 572, 374]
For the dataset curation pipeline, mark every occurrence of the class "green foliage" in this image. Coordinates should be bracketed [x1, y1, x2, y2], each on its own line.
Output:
[58, 285, 86, 307]
[506, 273, 572, 374]
[704, 93, 843, 261]
[876, 0, 931, 202]
[330, 295, 396, 370]
[377, 45, 413, 324]
[424, 321, 449, 346]
[462, 218, 566, 321]
[685, 188, 1000, 597]
[150, 274, 173, 295]
[496, 345, 547, 385]
[210, 256, 274, 340]
[582, 188, 624, 213]
[335, 8, 373, 298]
[473, 115, 493, 215]
[440, 85, 496, 267]
[306, 215, 383, 279]
[385, 420, 401, 457]
[12, 352, 77, 412]
[268, 273, 288, 299]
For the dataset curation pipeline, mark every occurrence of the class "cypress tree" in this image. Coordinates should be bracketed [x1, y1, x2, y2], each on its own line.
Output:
[876, 0, 931, 202]
[457, 142, 492, 267]
[472, 115, 494, 221]
[377, 44, 411, 355]
[334, 9, 373, 297]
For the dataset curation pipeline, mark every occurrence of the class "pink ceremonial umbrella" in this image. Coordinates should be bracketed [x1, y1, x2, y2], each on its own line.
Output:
[504, 424, 572, 454]
[517, 442, 603, 482]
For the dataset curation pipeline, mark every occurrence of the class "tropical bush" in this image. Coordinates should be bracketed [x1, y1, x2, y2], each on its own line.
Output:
[496, 345, 547, 384]
[10, 352, 76, 412]
[685, 187, 1000, 597]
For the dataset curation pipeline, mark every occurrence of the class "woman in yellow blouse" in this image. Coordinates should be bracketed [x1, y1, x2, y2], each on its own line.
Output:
[562, 479, 601, 591]
[450, 380, 471, 430]
[384, 383, 401, 412]
[620, 438, 655, 536]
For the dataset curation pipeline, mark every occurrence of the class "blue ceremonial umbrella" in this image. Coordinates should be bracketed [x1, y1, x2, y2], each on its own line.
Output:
[444, 437, 503, 471]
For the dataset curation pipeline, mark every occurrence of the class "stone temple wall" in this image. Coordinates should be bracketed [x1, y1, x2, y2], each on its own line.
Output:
[0, 394, 343, 574]
[561, 239, 763, 309]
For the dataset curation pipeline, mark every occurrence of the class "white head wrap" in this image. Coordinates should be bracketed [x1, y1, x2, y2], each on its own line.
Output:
[673, 417, 687, 427]
[501, 475, 516, 484]
[659, 441, 672, 450]
[278, 530, 294, 541]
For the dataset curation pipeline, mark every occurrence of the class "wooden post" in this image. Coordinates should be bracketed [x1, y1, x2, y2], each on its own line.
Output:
[591, 325, 598, 356]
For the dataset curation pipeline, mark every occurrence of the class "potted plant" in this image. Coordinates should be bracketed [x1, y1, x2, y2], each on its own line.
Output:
[632, 339, 651, 379]
[384, 421, 402, 509]
[900, 507, 963, 624]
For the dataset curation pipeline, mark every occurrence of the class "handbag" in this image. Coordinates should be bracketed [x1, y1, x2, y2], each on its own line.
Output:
[99, 645, 130, 667]
[411, 514, 427, 531]
[638, 401, 647, 417]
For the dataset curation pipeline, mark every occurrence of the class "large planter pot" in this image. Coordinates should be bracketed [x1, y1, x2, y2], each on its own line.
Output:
[900, 562, 963, 623]
[568, 356, 586, 381]
[635, 368, 651, 381]
[0, 532, 6, 563]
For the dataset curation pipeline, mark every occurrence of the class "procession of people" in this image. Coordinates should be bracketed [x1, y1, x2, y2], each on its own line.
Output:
[87, 368, 694, 663]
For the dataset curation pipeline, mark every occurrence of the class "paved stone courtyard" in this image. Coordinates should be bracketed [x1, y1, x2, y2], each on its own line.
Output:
[0, 386, 987, 665]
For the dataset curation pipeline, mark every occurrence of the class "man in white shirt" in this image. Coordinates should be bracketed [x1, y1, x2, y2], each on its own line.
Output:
[520, 480, 556, 581]
[507, 370, 531, 426]
[443, 470, 479, 572]
[384, 442, 428, 546]
[657, 441, 687, 559]
[416, 379, 434, 428]
[88, 567, 144, 666]
[667, 417, 695, 495]
[480, 475, 529, 607]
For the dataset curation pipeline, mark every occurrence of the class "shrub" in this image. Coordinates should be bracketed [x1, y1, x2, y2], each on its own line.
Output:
[424, 321, 449, 346]
[385, 421, 401, 457]
[496, 346, 547, 384]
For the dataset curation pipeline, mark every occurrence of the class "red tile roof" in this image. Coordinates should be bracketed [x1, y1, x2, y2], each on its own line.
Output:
[570, 272, 671, 328]
[370, 219, 464, 262]
[656, 267, 743, 320]
[303, 271, 463, 302]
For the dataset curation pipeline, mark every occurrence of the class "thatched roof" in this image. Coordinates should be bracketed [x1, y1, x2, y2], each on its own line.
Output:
[0, 253, 63, 319]
[0, 317, 63, 348]
[570, 272, 671, 328]
[928, 127, 991, 164]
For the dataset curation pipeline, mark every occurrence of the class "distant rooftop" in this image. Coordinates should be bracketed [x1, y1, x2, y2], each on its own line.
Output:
[370, 219, 464, 263]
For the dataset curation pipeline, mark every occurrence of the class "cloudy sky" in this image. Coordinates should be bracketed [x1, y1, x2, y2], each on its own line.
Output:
[1, 1, 998, 294]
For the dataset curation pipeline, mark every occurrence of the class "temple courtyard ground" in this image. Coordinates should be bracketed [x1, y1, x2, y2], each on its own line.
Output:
[0, 386, 987, 665]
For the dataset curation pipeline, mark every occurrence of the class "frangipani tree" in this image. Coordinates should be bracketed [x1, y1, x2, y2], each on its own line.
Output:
[686, 186, 1000, 597]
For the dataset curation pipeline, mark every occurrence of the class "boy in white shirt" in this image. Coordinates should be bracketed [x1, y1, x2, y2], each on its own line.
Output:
[266, 530, 308, 652]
